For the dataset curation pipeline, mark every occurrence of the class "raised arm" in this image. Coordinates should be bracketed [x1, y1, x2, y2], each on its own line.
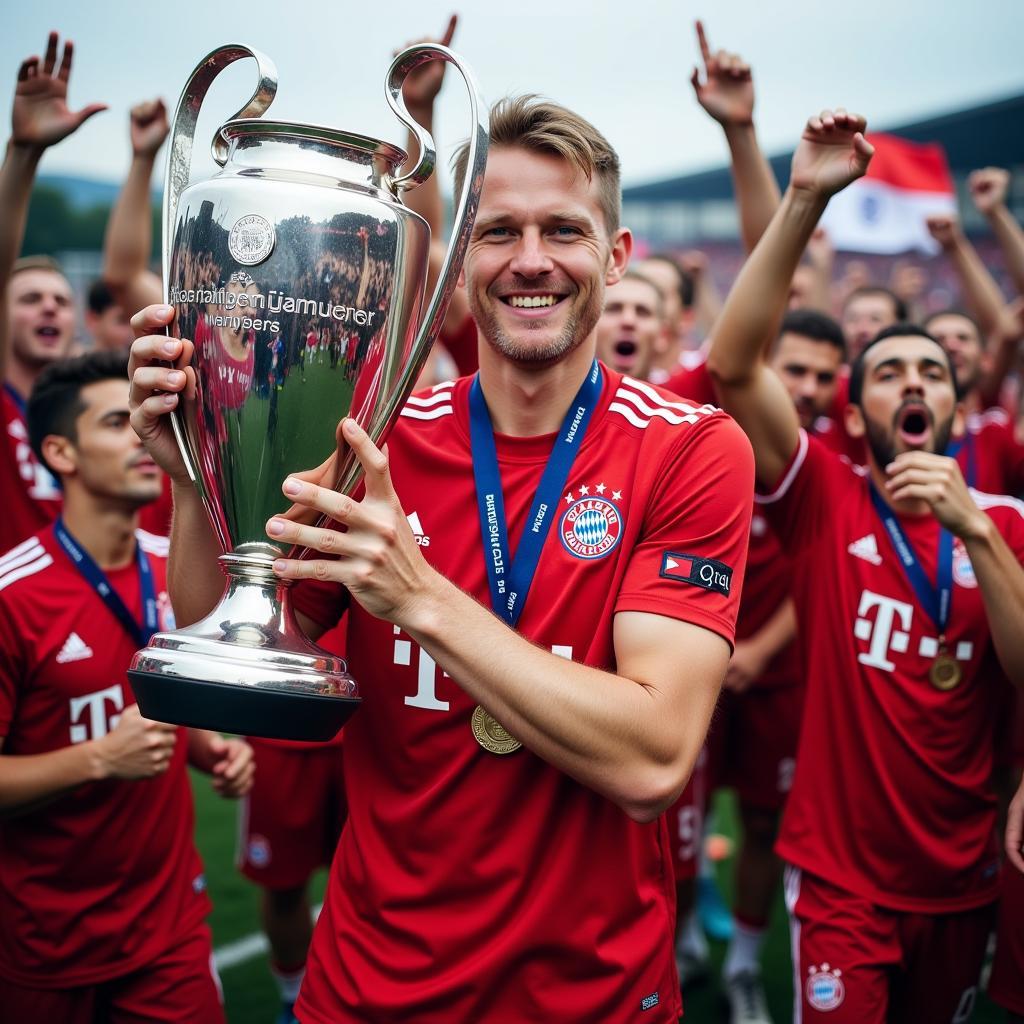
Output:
[926, 213, 1007, 340]
[102, 99, 167, 315]
[976, 297, 1024, 412]
[707, 109, 873, 488]
[970, 167, 1024, 297]
[691, 20, 780, 254]
[0, 33, 105, 377]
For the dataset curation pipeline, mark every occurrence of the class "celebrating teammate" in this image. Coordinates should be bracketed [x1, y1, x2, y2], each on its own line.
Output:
[706, 106, 1024, 1022]
[0, 350, 254, 1021]
[129, 93, 755, 1022]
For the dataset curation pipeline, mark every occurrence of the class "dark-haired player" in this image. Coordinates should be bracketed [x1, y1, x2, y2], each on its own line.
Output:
[129, 93, 755, 1022]
[85, 279, 134, 351]
[707, 106, 1024, 1022]
[0, 350, 253, 1022]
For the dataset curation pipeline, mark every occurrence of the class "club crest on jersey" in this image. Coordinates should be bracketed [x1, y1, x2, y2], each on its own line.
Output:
[560, 484, 624, 560]
[806, 963, 845, 1012]
[952, 540, 977, 589]
[157, 591, 177, 631]
[247, 835, 271, 868]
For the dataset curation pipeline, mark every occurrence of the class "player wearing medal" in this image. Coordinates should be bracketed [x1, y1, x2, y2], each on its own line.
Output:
[705, 107, 1024, 1022]
[0, 350, 254, 1021]
[128, 94, 755, 1022]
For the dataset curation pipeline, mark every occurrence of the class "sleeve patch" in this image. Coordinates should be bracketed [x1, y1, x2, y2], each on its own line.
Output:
[659, 552, 733, 595]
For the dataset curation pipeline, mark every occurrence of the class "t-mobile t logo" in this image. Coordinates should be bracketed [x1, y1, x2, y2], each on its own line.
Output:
[69, 684, 125, 743]
[854, 590, 913, 670]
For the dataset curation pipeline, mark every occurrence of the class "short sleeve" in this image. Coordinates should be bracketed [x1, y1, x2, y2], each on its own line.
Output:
[0, 598, 27, 737]
[615, 414, 754, 648]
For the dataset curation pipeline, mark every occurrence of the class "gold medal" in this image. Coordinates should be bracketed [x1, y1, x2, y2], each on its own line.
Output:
[471, 705, 522, 755]
[929, 652, 962, 691]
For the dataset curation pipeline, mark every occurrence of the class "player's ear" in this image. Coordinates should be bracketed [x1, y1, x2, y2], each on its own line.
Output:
[40, 435, 76, 477]
[844, 401, 865, 439]
[605, 228, 632, 286]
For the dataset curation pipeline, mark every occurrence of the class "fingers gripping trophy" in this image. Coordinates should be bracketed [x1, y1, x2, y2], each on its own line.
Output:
[128, 43, 487, 740]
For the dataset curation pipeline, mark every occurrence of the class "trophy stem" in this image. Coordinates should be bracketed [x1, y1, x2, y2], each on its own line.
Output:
[128, 543, 359, 741]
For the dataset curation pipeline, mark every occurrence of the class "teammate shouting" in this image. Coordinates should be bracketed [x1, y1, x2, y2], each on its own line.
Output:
[129, 94, 755, 1022]
[706, 107, 1024, 1022]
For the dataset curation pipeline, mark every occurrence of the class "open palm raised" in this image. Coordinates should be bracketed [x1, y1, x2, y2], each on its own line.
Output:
[790, 108, 874, 198]
[12, 32, 106, 149]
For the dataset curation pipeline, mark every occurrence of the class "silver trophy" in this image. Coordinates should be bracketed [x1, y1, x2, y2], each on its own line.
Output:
[128, 43, 487, 740]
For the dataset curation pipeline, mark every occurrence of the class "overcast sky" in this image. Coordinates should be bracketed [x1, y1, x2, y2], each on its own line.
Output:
[3, 0, 1022, 195]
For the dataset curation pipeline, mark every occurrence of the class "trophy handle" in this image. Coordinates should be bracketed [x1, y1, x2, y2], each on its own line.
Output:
[161, 45, 277, 502]
[344, 43, 487, 471]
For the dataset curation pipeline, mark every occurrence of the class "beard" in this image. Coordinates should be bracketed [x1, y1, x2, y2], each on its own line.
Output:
[469, 283, 603, 369]
[862, 403, 956, 469]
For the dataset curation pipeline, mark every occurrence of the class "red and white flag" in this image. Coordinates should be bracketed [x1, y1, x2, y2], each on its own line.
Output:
[820, 133, 956, 254]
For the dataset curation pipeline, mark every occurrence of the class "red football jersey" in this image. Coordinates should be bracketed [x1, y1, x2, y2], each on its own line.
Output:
[1, 386, 61, 549]
[667, 362, 800, 688]
[959, 407, 1024, 495]
[292, 368, 754, 1023]
[760, 431, 1024, 912]
[194, 315, 254, 410]
[0, 527, 211, 986]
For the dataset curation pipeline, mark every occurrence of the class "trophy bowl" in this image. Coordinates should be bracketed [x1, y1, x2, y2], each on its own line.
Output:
[128, 43, 487, 740]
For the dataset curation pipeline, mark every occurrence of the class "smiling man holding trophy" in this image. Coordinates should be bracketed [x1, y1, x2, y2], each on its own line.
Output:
[129, 38, 754, 1022]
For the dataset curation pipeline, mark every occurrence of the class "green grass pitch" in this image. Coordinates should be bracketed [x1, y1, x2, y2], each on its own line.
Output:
[190, 773, 1007, 1022]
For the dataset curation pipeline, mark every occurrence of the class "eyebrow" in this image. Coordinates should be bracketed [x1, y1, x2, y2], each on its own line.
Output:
[871, 356, 949, 374]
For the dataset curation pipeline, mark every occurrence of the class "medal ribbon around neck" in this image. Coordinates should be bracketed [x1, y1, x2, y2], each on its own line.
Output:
[469, 359, 602, 628]
[54, 519, 159, 647]
[945, 435, 976, 489]
[867, 482, 953, 643]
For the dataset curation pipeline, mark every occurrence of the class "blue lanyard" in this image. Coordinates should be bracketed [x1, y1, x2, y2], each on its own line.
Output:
[946, 434, 976, 489]
[469, 360, 602, 627]
[3, 382, 26, 416]
[868, 483, 953, 635]
[53, 519, 158, 646]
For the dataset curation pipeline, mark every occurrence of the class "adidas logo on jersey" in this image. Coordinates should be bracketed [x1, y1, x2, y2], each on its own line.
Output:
[407, 511, 430, 547]
[847, 533, 882, 565]
[57, 631, 94, 664]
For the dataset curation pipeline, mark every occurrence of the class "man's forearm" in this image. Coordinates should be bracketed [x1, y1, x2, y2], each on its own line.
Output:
[0, 743, 104, 816]
[946, 234, 1006, 339]
[403, 106, 444, 239]
[963, 515, 1024, 684]
[402, 574, 724, 822]
[103, 153, 157, 290]
[168, 480, 227, 626]
[746, 599, 797, 667]
[987, 204, 1024, 297]
[724, 123, 782, 255]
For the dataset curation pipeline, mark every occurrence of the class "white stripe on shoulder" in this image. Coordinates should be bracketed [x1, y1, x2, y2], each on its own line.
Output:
[432, 379, 455, 392]
[621, 376, 703, 413]
[137, 528, 170, 554]
[970, 488, 1024, 519]
[0, 553, 54, 592]
[612, 390, 701, 426]
[400, 404, 454, 421]
[755, 429, 810, 505]
[0, 535, 45, 571]
[405, 390, 454, 409]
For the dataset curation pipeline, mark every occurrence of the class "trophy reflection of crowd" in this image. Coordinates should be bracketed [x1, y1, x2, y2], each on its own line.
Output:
[1, 15, 1024, 1024]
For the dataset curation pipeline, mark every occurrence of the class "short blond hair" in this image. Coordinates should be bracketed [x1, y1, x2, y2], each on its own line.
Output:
[11, 254, 67, 281]
[451, 94, 621, 235]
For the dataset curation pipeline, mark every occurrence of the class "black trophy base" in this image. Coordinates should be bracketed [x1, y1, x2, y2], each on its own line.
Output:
[128, 671, 361, 741]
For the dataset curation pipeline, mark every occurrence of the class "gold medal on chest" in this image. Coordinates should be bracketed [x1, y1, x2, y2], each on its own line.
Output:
[929, 651, 963, 691]
[471, 705, 522, 755]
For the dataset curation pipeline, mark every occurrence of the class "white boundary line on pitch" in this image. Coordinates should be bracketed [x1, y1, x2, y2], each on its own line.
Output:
[214, 902, 323, 972]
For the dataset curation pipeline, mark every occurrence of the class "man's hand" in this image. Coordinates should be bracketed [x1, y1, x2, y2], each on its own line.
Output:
[399, 14, 457, 117]
[128, 304, 196, 484]
[722, 639, 768, 693]
[267, 418, 437, 626]
[968, 167, 1009, 216]
[93, 704, 177, 780]
[690, 21, 754, 128]
[925, 213, 962, 253]
[130, 98, 169, 159]
[884, 452, 987, 540]
[1007, 773, 1024, 874]
[11, 32, 106, 150]
[205, 735, 254, 798]
[789, 109, 873, 199]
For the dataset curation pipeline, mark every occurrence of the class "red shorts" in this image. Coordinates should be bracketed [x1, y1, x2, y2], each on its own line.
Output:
[0, 921, 221, 1024]
[667, 747, 708, 882]
[238, 738, 347, 890]
[784, 865, 993, 1023]
[708, 682, 803, 811]
[989, 862, 1024, 1015]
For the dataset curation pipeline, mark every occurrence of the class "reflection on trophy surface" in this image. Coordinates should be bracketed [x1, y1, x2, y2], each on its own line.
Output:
[128, 42, 487, 740]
